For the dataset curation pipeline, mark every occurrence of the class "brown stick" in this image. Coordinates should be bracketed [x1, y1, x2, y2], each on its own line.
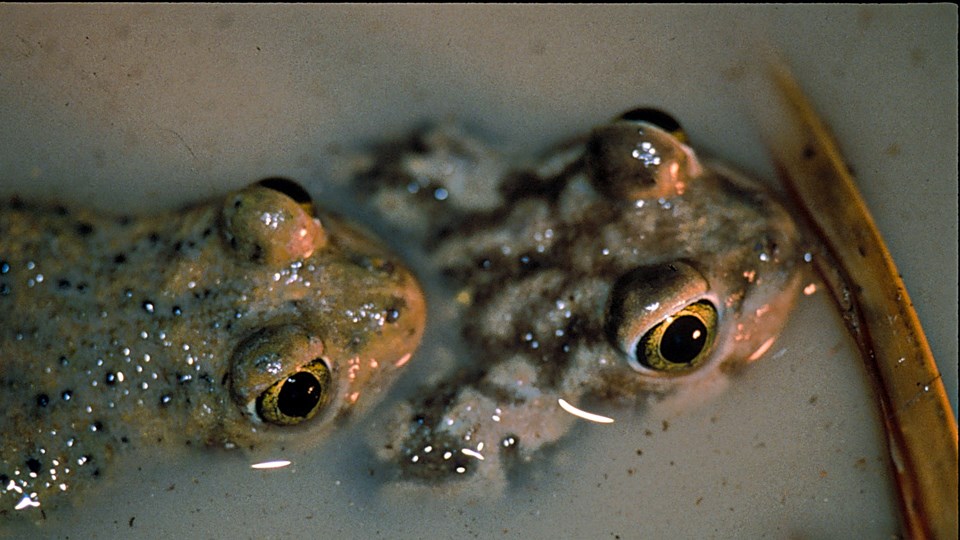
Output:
[768, 64, 958, 540]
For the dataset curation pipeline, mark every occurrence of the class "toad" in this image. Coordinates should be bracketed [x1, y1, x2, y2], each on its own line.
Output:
[355, 109, 804, 484]
[0, 178, 426, 516]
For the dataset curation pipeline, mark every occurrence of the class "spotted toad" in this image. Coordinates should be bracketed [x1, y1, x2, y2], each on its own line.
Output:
[0, 178, 426, 517]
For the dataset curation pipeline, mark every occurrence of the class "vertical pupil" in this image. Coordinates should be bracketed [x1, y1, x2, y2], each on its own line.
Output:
[277, 372, 322, 418]
[659, 315, 707, 364]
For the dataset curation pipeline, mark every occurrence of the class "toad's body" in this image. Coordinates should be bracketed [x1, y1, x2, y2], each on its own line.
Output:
[0, 179, 426, 516]
[357, 110, 804, 483]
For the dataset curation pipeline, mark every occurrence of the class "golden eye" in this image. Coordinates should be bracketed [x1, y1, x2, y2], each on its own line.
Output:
[635, 301, 717, 372]
[606, 262, 719, 374]
[256, 358, 333, 426]
[230, 324, 337, 427]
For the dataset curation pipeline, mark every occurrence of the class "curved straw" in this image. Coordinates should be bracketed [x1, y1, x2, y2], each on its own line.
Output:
[768, 65, 958, 539]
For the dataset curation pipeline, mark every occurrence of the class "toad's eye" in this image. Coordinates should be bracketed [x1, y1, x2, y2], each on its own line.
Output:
[606, 262, 718, 374]
[635, 301, 717, 372]
[256, 177, 314, 212]
[586, 108, 701, 201]
[256, 358, 332, 425]
[230, 324, 337, 427]
[617, 107, 686, 144]
[221, 177, 325, 266]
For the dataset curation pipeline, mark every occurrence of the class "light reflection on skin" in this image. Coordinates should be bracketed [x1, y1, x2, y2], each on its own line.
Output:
[557, 399, 615, 424]
[250, 460, 292, 470]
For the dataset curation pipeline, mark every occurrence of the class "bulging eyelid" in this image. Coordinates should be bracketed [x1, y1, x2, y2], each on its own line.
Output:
[605, 261, 711, 364]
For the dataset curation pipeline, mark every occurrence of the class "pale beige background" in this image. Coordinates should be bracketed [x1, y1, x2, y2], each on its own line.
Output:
[1, 4, 956, 538]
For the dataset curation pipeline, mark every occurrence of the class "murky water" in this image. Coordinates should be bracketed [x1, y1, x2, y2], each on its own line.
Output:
[1, 4, 955, 538]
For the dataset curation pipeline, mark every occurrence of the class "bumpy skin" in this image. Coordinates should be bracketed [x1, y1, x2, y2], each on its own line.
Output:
[0, 180, 426, 518]
[356, 114, 805, 485]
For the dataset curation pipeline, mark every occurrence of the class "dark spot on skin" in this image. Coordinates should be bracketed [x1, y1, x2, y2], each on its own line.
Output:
[113, 253, 127, 265]
[105, 372, 117, 385]
[0, 283, 9, 296]
[117, 215, 132, 226]
[378, 259, 399, 276]
[0, 474, 9, 485]
[517, 253, 542, 276]
[172, 305, 182, 316]
[25, 458, 41, 474]
[93, 468, 100, 477]
[9, 197, 24, 210]
[121, 436, 130, 443]
[618, 107, 683, 134]
[0, 261, 8, 274]
[92, 421, 104, 432]
[148, 232, 160, 244]
[257, 177, 313, 205]
[55, 205, 68, 216]
[76, 222, 94, 236]
[802, 145, 816, 159]
[57, 278, 71, 289]
[129, 516, 135, 527]
[858, 245, 867, 257]
[385, 308, 401, 323]
[220, 373, 228, 386]
[36, 393, 49, 407]
[202, 227, 212, 238]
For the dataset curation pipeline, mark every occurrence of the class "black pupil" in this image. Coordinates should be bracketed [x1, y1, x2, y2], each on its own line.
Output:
[618, 107, 682, 134]
[277, 372, 322, 418]
[659, 315, 707, 364]
[257, 177, 313, 205]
